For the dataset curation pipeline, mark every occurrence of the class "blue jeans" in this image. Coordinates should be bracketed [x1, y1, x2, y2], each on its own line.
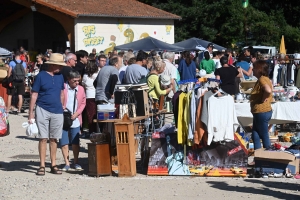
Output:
[252, 111, 272, 150]
[59, 126, 80, 146]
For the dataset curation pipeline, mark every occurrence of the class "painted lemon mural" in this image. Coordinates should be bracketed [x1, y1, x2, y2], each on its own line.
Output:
[124, 28, 134, 43]
[139, 32, 149, 39]
[104, 42, 116, 55]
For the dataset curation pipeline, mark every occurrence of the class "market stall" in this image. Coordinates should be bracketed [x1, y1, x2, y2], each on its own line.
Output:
[235, 102, 300, 127]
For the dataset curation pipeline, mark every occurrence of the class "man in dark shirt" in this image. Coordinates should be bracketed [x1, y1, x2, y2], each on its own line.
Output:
[60, 53, 77, 82]
[74, 50, 88, 78]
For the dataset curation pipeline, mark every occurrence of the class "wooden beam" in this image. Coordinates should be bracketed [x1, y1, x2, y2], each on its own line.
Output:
[0, 8, 31, 33]
[10, 0, 75, 50]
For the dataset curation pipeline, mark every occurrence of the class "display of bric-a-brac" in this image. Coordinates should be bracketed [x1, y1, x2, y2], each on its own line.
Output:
[147, 132, 248, 177]
[74, 18, 174, 53]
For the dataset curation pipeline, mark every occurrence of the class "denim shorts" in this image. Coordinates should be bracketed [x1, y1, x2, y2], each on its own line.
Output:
[59, 126, 80, 146]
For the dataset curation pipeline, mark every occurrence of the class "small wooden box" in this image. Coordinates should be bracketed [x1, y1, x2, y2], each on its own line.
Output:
[88, 143, 112, 177]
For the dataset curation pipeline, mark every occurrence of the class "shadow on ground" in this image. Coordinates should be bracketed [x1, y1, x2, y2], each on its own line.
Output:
[206, 180, 300, 200]
[16, 136, 39, 141]
[244, 179, 300, 192]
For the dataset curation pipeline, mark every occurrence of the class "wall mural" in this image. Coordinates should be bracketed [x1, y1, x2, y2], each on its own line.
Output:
[104, 35, 116, 55]
[124, 28, 134, 44]
[166, 25, 172, 35]
[82, 25, 104, 47]
[76, 19, 174, 53]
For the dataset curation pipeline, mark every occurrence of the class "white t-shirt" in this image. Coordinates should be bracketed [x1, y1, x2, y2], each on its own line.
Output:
[207, 95, 238, 145]
[82, 71, 99, 99]
[162, 59, 178, 98]
[212, 58, 221, 69]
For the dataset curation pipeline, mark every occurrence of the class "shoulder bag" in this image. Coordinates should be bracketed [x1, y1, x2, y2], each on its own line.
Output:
[63, 89, 77, 130]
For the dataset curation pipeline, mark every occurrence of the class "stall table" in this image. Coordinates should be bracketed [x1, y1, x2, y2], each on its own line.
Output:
[235, 102, 300, 127]
[93, 109, 166, 177]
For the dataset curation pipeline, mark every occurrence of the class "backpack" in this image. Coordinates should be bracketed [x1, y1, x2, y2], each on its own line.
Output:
[13, 60, 25, 81]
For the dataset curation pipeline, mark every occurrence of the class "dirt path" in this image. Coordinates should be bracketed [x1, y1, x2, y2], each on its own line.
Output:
[0, 113, 299, 200]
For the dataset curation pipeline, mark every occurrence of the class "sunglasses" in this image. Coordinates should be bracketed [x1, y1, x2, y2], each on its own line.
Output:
[71, 79, 80, 83]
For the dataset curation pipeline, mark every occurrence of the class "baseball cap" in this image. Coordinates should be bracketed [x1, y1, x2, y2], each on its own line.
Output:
[207, 43, 214, 48]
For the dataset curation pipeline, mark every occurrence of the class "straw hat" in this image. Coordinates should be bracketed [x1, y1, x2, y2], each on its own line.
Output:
[45, 53, 66, 66]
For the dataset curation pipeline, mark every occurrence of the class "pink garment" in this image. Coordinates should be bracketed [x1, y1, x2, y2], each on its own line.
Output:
[63, 84, 86, 125]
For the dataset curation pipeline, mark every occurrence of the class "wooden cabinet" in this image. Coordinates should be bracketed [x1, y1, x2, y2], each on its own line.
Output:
[114, 122, 136, 177]
[88, 143, 112, 177]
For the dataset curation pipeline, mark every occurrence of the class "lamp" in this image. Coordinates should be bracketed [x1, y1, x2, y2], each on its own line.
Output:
[30, 5, 37, 12]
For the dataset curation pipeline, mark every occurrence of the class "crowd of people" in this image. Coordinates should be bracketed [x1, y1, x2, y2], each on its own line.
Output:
[0, 42, 277, 175]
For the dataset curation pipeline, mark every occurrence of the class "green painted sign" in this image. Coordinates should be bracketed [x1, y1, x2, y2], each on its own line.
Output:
[242, 0, 249, 8]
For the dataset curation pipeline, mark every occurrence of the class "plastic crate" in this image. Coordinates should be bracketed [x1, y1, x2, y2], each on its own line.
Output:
[97, 111, 115, 120]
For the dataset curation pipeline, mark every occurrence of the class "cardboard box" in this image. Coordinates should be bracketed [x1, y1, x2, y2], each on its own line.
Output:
[254, 149, 299, 174]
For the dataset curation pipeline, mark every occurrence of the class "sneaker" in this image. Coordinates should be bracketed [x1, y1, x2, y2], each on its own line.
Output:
[62, 165, 70, 172]
[74, 164, 82, 171]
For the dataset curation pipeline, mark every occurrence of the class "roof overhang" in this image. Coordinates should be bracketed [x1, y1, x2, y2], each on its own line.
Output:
[77, 14, 181, 20]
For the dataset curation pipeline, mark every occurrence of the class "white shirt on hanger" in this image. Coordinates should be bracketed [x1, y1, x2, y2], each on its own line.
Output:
[207, 95, 238, 145]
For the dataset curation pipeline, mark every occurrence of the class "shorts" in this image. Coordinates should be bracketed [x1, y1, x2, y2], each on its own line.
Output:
[60, 126, 80, 146]
[6, 81, 25, 95]
[35, 105, 63, 139]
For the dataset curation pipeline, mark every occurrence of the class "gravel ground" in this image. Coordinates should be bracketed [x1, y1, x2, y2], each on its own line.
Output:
[0, 113, 300, 200]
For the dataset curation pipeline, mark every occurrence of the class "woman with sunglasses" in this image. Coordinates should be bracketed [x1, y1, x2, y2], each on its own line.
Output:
[60, 70, 86, 171]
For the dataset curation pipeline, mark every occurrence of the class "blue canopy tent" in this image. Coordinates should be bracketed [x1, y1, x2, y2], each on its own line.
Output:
[114, 37, 184, 52]
[173, 37, 226, 51]
[0, 47, 12, 56]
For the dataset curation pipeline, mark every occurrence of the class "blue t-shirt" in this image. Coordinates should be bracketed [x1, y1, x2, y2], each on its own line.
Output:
[177, 59, 196, 80]
[32, 71, 64, 114]
[9, 59, 27, 69]
[236, 61, 250, 79]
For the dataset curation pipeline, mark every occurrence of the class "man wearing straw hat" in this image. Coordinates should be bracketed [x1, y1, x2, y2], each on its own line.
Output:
[28, 53, 66, 176]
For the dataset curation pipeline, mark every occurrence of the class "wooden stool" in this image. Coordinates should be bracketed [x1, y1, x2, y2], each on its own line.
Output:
[88, 143, 112, 177]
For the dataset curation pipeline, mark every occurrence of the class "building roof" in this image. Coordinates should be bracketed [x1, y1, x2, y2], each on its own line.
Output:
[34, 0, 181, 19]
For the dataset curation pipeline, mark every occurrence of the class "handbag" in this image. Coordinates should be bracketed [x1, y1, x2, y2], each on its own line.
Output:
[2, 76, 13, 88]
[63, 89, 77, 130]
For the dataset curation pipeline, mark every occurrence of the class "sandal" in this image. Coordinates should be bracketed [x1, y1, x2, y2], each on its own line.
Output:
[36, 167, 45, 176]
[50, 165, 62, 175]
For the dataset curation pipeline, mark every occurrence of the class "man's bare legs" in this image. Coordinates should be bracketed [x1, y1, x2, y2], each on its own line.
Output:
[17, 94, 23, 112]
[49, 138, 58, 167]
[38, 139, 47, 167]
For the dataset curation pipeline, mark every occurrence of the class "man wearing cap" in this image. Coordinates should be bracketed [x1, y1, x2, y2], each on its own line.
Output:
[198, 43, 214, 63]
[28, 53, 66, 176]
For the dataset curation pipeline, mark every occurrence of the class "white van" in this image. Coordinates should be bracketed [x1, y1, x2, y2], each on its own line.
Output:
[243, 46, 277, 56]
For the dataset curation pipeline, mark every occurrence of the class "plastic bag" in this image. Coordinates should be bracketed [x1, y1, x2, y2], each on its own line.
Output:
[22, 119, 39, 137]
[0, 104, 8, 137]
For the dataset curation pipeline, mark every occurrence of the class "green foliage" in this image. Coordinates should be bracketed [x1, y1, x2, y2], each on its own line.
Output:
[139, 0, 300, 53]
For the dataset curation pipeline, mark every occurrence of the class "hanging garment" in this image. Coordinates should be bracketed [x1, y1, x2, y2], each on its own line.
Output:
[177, 92, 187, 144]
[207, 95, 238, 145]
[200, 90, 214, 130]
[287, 63, 291, 83]
[194, 95, 206, 145]
[272, 64, 280, 86]
[280, 64, 288, 87]
[291, 64, 296, 83]
[172, 91, 182, 127]
[183, 92, 192, 146]
[296, 68, 300, 88]
[188, 91, 196, 141]
[294, 53, 300, 65]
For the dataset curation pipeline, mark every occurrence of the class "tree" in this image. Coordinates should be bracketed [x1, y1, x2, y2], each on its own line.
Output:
[139, 0, 300, 52]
